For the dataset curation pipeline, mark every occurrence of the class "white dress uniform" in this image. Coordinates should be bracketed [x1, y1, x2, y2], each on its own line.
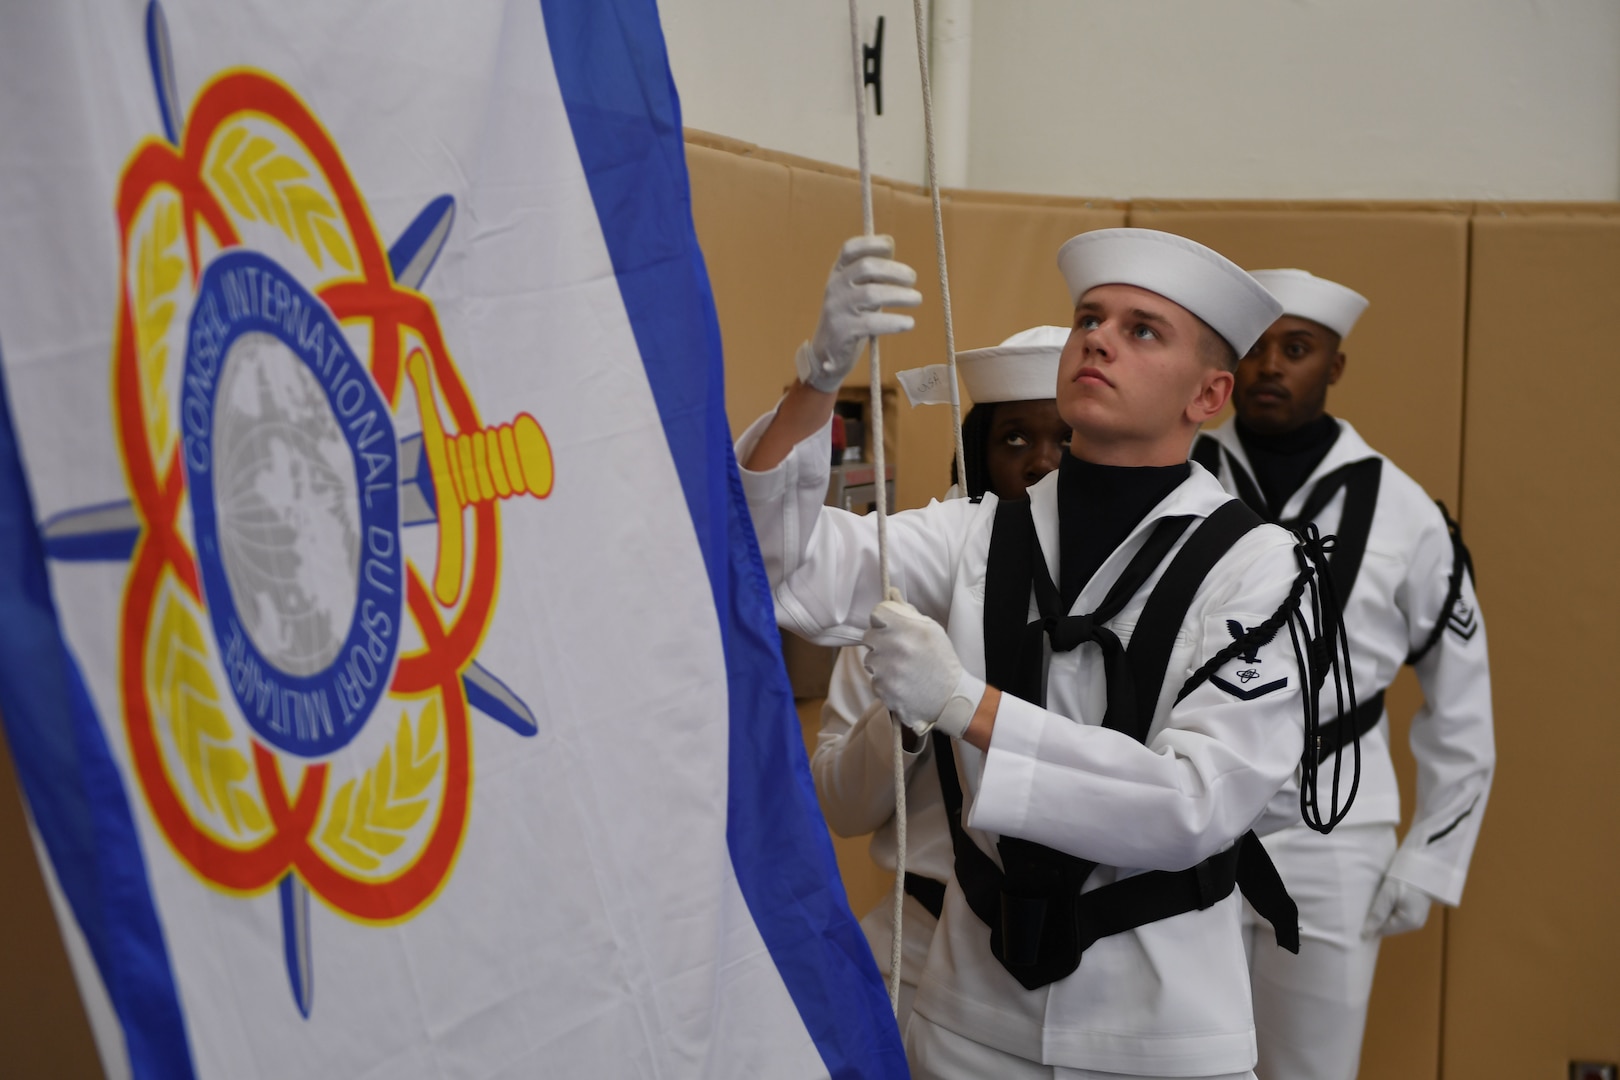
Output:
[812, 326, 1072, 1032]
[1194, 415, 1494, 1080]
[740, 408, 1311, 1078]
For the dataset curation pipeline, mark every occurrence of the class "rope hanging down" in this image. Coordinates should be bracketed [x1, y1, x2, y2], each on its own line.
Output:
[845, 0, 970, 1017]
[845, 0, 906, 1015]
[909, 0, 968, 493]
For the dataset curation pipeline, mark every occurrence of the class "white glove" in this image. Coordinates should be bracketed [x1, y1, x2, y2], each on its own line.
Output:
[796, 235, 922, 392]
[1362, 875, 1433, 939]
[862, 598, 984, 738]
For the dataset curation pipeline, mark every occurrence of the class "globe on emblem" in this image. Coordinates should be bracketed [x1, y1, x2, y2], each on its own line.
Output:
[212, 331, 361, 678]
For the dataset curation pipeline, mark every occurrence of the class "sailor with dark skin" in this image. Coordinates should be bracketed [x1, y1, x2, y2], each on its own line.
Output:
[1233, 315, 1345, 437]
[1194, 269, 1495, 1080]
[979, 400, 1070, 502]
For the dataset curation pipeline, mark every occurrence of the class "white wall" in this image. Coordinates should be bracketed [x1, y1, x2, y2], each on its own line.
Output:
[659, 0, 927, 184]
[969, 0, 1620, 200]
[661, 0, 1620, 202]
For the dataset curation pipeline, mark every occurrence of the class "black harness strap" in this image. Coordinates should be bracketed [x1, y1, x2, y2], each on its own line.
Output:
[1407, 500, 1474, 666]
[1015, 510, 1195, 718]
[1127, 501, 1262, 744]
[903, 872, 946, 919]
[982, 499, 1036, 710]
[1212, 442, 1387, 769]
[932, 728, 1016, 946]
[1213, 443, 1269, 517]
[983, 502, 1198, 985]
[1279, 459, 1383, 609]
[1314, 688, 1385, 765]
[1190, 433, 1223, 474]
[934, 498, 1299, 991]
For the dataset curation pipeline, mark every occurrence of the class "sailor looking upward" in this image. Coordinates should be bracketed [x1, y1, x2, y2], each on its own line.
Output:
[741, 229, 1344, 1080]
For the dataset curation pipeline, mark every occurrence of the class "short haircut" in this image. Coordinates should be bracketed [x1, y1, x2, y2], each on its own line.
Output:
[1197, 318, 1238, 371]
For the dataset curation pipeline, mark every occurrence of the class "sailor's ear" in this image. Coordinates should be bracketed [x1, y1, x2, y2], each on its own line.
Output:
[1329, 350, 1347, 386]
[1188, 365, 1233, 424]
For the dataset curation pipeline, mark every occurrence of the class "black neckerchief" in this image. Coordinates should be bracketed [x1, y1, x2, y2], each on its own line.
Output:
[1234, 414, 1341, 517]
[1056, 453, 1191, 613]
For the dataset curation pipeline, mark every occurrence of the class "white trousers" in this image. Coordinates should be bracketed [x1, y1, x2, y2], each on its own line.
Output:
[1242, 823, 1396, 1080]
[905, 1013, 1257, 1080]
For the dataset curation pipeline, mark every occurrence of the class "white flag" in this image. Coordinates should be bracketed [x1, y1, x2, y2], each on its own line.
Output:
[0, 2, 906, 1077]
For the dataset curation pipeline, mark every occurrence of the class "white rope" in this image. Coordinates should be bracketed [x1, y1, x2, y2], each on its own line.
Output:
[888, 712, 909, 1012]
[845, 0, 968, 1019]
[910, 0, 967, 494]
[846, 0, 904, 1015]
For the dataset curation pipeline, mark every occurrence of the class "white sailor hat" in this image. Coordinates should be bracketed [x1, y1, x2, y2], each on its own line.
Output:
[1248, 269, 1369, 340]
[1056, 228, 1283, 356]
[956, 325, 1067, 404]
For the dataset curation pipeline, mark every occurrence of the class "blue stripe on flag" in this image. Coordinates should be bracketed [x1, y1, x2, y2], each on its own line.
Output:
[0, 352, 196, 1078]
[537, 3, 908, 1076]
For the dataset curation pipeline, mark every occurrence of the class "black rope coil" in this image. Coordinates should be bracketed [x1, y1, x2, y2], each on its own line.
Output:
[1175, 523, 1361, 834]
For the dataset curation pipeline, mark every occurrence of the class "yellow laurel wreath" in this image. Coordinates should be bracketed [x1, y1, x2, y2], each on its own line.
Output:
[151, 588, 268, 838]
[205, 124, 355, 273]
[320, 700, 442, 873]
[134, 197, 184, 456]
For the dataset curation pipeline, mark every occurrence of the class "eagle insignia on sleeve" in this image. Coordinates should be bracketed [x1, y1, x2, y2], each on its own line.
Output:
[1211, 619, 1288, 700]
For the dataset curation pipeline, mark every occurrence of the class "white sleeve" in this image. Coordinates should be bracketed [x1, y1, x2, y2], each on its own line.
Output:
[968, 532, 1308, 872]
[736, 408, 977, 644]
[811, 647, 929, 838]
[1389, 509, 1495, 906]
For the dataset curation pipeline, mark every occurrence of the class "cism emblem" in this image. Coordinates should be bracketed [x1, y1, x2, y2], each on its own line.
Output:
[42, 1, 550, 1016]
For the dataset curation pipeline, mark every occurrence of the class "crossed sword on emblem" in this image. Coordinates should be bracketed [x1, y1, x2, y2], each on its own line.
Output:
[46, 157, 538, 1019]
[53, 1, 555, 1018]
[42, 197, 540, 738]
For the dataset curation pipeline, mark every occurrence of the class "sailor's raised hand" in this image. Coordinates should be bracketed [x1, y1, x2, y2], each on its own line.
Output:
[796, 235, 922, 392]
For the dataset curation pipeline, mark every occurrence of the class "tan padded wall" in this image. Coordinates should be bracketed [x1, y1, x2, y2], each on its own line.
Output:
[0, 726, 102, 1076]
[1130, 202, 1470, 500]
[1444, 209, 1620, 1077]
[1129, 202, 1472, 1080]
[882, 187, 953, 512]
[686, 143, 797, 437]
[945, 194, 1127, 370]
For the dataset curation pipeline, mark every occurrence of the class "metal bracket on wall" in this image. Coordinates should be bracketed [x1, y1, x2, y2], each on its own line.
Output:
[863, 15, 884, 115]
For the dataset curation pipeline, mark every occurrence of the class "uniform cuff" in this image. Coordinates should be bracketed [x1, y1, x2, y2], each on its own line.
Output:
[1387, 843, 1465, 907]
[964, 692, 1043, 838]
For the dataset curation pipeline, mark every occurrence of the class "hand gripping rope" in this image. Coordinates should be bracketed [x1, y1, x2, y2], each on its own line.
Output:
[844, 0, 968, 1014]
